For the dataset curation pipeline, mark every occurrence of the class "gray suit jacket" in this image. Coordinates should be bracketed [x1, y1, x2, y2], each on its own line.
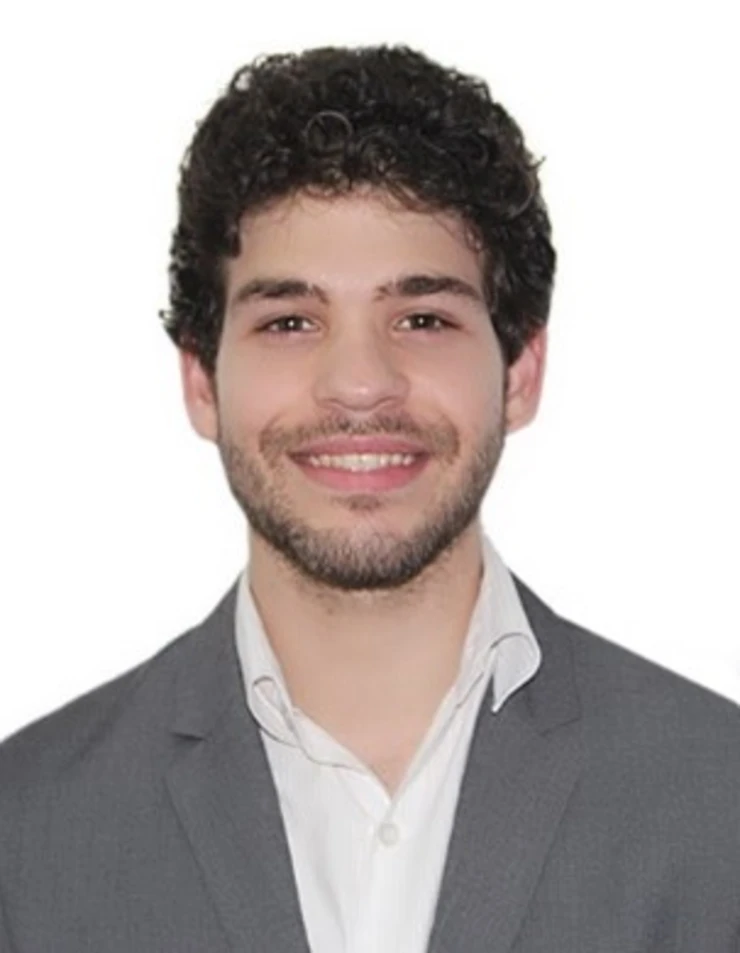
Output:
[1, 577, 739, 952]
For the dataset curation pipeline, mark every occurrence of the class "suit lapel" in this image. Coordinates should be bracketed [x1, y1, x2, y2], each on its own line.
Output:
[165, 583, 311, 953]
[162, 574, 585, 953]
[427, 579, 586, 953]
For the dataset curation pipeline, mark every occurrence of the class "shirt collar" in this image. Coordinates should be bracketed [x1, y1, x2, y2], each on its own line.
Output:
[234, 532, 542, 743]
[234, 568, 297, 747]
[459, 533, 541, 713]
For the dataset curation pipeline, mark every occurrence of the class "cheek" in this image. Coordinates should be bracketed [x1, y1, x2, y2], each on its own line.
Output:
[447, 346, 505, 432]
[217, 350, 307, 427]
[419, 355, 502, 430]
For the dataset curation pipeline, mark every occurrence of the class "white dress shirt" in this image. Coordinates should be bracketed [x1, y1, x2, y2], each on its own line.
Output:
[234, 531, 542, 953]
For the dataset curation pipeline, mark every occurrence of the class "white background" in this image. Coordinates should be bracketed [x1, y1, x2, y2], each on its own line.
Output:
[1, 0, 738, 741]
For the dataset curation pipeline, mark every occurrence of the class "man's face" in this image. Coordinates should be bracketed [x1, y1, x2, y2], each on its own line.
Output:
[182, 189, 543, 591]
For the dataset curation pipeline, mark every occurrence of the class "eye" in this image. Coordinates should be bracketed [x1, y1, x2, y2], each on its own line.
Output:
[398, 312, 454, 332]
[258, 315, 315, 334]
[256, 312, 454, 335]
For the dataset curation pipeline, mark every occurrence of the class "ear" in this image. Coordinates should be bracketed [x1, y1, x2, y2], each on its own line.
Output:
[179, 349, 219, 442]
[504, 327, 547, 434]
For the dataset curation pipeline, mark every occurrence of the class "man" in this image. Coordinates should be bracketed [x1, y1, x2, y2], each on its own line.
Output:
[1, 44, 738, 953]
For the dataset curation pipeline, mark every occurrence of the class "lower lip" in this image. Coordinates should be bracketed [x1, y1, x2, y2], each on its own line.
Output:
[291, 455, 430, 492]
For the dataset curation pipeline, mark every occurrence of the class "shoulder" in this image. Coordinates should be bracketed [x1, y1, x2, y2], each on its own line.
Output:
[513, 580, 740, 919]
[568, 606, 739, 737]
[0, 629, 184, 788]
[0, 581, 238, 794]
[516, 575, 740, 727]
[517, 577, 740, 809]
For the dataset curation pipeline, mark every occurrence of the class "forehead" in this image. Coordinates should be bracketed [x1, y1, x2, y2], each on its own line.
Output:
[227, 189, 485, 293]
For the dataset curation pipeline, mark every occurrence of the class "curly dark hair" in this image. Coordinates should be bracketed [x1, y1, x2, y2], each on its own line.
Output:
[162, 45, 556, 375]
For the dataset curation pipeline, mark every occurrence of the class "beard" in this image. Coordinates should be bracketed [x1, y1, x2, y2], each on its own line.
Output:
[216, 410, 505, 592]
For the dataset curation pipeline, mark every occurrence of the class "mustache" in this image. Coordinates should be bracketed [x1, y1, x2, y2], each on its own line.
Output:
[259, 412, 459, 460]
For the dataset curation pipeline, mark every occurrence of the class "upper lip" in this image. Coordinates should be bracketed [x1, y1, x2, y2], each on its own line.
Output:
[291, 438, 428, 457]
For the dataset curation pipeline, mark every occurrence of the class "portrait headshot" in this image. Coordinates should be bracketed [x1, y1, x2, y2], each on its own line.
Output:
[1, 3, 739, 951]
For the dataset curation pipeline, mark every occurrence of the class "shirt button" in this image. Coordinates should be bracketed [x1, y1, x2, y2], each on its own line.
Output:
[378, 821, 400, 847]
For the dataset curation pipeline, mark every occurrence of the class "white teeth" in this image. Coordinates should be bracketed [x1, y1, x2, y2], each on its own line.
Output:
[306, 452, 417, 471]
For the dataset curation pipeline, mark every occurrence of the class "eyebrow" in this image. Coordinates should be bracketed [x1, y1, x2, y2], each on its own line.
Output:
[376, 273, 485, 304]
[228, 272, 486, 310]
[230, 278, 330, 308]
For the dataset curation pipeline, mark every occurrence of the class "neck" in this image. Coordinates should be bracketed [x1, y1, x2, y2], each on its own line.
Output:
[246, 522, 485, 787]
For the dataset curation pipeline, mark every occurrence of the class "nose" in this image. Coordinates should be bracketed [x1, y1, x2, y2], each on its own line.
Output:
[311, 319, 410, 413]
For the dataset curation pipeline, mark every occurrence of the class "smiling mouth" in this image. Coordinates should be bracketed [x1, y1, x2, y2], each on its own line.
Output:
[290, 451, 430, 491]
[302, 451, 419, 471]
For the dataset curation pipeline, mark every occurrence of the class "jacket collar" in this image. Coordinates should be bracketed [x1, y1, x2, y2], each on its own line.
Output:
[170, 578, 243, 740]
